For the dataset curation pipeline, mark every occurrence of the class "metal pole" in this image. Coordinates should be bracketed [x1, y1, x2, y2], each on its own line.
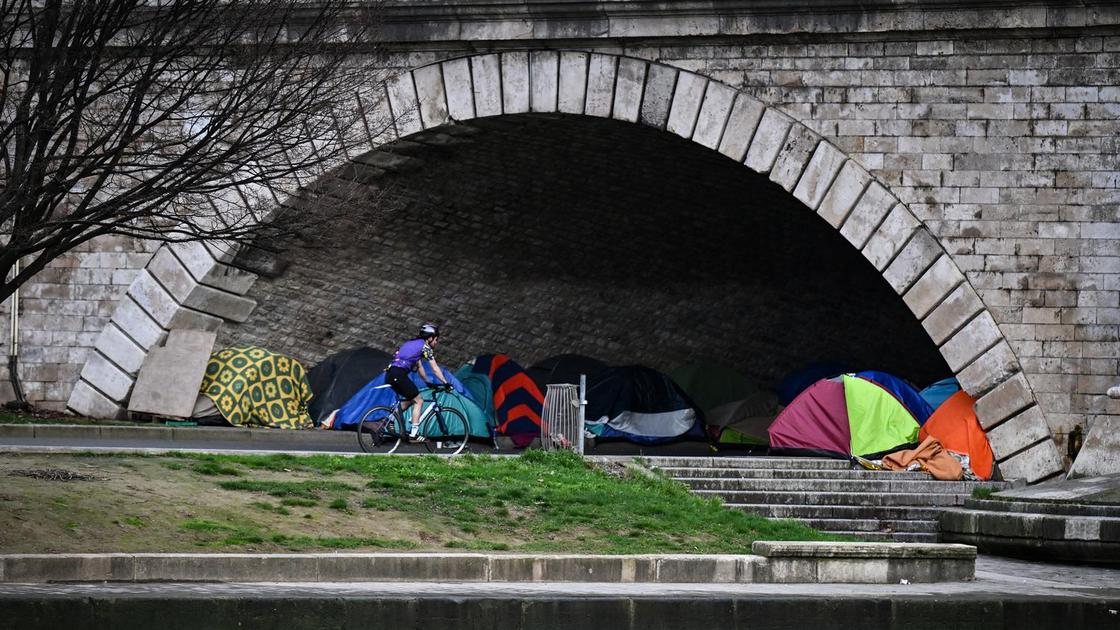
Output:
[577, 373, 586, 455]
[7, 257, 26, 406]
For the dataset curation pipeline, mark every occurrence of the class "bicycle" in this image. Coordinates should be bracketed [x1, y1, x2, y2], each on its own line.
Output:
[356, 383, 470, 455]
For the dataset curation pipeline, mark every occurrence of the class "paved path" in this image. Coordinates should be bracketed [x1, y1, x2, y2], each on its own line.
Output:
[0, 437, 365, 455]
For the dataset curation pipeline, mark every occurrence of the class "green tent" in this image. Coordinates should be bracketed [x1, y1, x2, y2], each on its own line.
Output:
[426, 387, 494, 440]
[842, 374, 920, 457]
[669, 363, 779, 445]
[454, 366, 497, 431]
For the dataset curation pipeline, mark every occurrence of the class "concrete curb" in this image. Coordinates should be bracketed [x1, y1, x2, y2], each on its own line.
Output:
[0, 553, 757, 584]
[0, 423, 355, 447]
[0, 423, 530, 452]
[0, 543, 976, 584]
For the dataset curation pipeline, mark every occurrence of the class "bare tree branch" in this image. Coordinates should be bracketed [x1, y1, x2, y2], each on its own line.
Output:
[0, 0, 397, 301]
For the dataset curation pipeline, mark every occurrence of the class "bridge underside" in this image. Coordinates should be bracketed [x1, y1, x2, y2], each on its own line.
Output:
[221, 114, 950, 387]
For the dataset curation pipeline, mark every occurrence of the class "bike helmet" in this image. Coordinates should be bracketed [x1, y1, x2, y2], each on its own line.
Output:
[419, 323, 440, 339]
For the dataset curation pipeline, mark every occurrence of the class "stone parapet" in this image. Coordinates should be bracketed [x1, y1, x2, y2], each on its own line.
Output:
[372, 1, 1120, 45]
[0, 544, 977, 584]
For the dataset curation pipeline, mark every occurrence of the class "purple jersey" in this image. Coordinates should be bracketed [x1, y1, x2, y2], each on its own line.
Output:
[390, 338, 435, 371]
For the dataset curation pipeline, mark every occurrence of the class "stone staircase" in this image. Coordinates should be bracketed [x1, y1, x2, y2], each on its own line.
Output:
[641, 456, 1010, 543]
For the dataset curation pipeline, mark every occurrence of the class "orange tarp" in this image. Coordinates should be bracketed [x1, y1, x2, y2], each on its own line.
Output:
[882, 436, 963, 481]
[918, 390, 994, 480]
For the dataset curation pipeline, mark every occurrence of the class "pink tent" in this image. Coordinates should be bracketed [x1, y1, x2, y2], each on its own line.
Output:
[768, 378, 850, 458]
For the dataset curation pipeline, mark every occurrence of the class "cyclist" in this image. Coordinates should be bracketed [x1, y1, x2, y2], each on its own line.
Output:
[385, 323, 450, 441]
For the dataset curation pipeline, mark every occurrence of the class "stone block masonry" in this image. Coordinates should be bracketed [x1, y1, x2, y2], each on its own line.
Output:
[1, 236, 158, 411]
[647, 29, 1120, 469]
[5, 4, 1117, 484]
[220, 115, 951, 391]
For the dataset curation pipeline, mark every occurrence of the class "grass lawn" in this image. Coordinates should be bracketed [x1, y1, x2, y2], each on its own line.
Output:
[0, 450, 843, 554]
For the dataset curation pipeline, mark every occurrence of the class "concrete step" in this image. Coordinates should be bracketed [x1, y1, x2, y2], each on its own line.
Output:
[963, 498, 1120, 518]
[657, 467, 935, 481]
[680, 477, 992, 494]
[941, 507, 1120, 564]
[698, 490, 968, 507]
[729, 503, 945, 521]
[641, 456, 849, 470]
[792, 518, 940, 534]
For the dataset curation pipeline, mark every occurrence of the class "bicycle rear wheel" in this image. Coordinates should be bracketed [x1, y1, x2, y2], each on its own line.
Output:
[357, 406, 406, 454]
[422, 407, 470, 456]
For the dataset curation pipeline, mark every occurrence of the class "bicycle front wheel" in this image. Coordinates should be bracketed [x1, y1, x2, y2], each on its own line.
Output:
[357, 406, 406, 454]
[422, 407, 470, 456]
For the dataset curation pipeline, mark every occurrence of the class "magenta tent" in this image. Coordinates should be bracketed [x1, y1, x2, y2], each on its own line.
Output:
[768, 378, 850, 458]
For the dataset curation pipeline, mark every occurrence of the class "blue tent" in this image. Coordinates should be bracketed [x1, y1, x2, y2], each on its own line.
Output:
[855, 370, 934, 426]
[331, 365, 492, 438]
[920, 377, 961, 411]
[775, 362, 852, 406]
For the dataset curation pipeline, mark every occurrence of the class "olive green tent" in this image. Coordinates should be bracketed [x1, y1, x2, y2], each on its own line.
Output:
[669, 363, 779, 445]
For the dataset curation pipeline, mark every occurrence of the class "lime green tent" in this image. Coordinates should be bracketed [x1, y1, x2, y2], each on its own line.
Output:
[842, 375, 920, 457]
[669, 363, 779, 445]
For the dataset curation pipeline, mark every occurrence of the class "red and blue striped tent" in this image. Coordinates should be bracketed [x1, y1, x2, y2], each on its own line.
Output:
[467, 354, 544, 446]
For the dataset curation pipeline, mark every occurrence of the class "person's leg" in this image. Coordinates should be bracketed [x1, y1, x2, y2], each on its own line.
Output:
[386, 367, 421, 438]
[409, 394, 423, 437]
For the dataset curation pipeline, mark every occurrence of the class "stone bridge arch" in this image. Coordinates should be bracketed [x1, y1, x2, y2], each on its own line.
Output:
[69, 51, 1064, 482]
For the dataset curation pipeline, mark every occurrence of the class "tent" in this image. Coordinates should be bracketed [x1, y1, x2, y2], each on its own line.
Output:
[306, 346, 391, 425]
[198, 346, 314, 429]
[465, 354, 544, 446]
[920, 377, 961, 411]
[768, 375, 920, 459]
[669, 363, 778, 446]
[855, 370, 934, 426]
[527, 354, 607, 389]
[454, 366, 497, 427]
[775, 361, 852, 406]
[919, 390, 994, 480]
[329, 366, 493, 439]
[768, 378, 850, 458]
[585, 365, 703, 445]
[843, 375, 922, 458]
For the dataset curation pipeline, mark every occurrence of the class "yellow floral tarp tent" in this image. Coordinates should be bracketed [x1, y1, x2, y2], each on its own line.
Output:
[199, 346, 314, 429]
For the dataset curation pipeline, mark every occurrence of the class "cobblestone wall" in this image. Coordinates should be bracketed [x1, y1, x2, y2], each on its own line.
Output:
[220, 116, 951, 387]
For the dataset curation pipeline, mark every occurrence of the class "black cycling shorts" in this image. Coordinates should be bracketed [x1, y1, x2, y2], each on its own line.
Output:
[385, 366, 420, 400]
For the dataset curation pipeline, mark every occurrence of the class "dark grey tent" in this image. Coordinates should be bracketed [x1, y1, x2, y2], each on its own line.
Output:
[528, 354, 607, 389]
[307, 346, 391, 425]
[585, 365, 704, 445]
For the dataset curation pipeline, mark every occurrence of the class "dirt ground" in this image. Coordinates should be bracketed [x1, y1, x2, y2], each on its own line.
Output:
[0, 454, 490, 553]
